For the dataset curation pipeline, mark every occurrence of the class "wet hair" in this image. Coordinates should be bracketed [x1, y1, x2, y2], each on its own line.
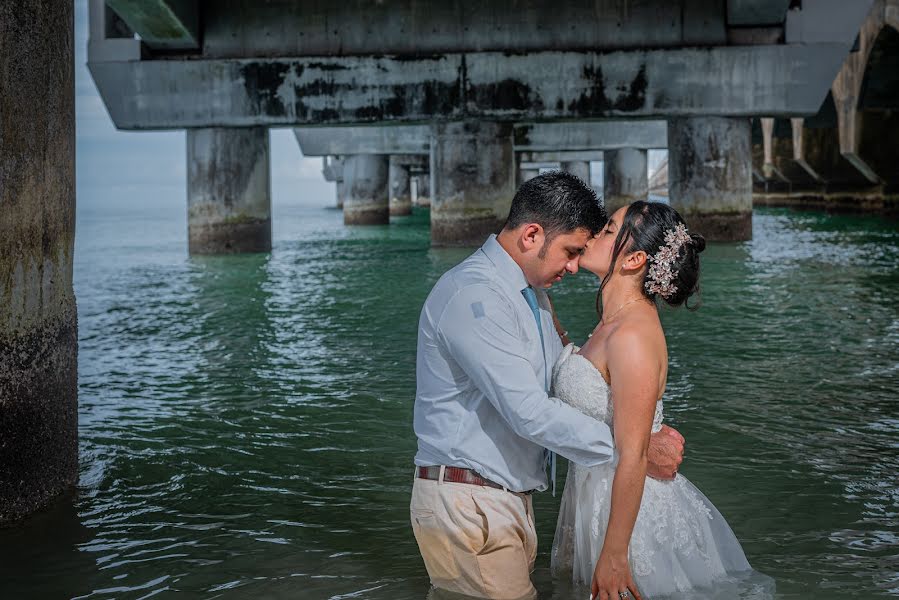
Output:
[503, 171, 606, 244]
[597, 201, 706, 314]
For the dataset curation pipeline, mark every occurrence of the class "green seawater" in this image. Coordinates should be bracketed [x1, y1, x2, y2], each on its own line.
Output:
[1, 204, 897, 599]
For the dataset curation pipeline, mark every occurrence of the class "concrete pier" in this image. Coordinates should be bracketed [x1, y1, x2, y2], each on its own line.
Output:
[322, 156, 345, 209]
[389, 156, 413, 216]
[603, 149, 649, 215]
[414, 173, 431, 207]
[0, 0, 78, 524]
[519, 167, 540, 185]
[561, 160, 591, 185]
[187, 127, 272, 254]
[344, 155, 390, 225]
[431, 121, 515, 246]
[668, 117, 753, 241]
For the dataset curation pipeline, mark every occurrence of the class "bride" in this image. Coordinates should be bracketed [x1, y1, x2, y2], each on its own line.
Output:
[550, 201, 765, 600]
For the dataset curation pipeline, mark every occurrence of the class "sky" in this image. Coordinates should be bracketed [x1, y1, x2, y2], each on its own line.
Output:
[74, 0, 332, 217]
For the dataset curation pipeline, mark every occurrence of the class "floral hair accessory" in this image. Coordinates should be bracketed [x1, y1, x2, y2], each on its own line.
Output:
[645, 223, 691, 299]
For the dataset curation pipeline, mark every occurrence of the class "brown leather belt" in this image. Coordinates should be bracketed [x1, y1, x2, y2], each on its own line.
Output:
[417, 466, 533, 495]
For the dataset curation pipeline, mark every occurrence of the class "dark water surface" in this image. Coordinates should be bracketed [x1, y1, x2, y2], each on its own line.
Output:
[1, 203, 897, 599]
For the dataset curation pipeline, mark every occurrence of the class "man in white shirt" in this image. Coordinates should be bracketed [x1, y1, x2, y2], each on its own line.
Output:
[411, 171, 685, 600]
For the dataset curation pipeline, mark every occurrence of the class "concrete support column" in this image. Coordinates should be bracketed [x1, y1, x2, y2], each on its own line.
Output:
[668, 117, 752, 241]
[187, 127, 272, 254]
[414, 173, 431, 207]
[431, 121, 515, 246]
[603, 148, 648, 215]
[561, 160, 591, 184]
[335, 181, 347, 210]
[389, 156, 413, 216]
[322, 156, 345, 209]
[519, 167, 540, 185]
[343, 154, 389, 225]
[1, 0, 78, 524]
[760, 118, 776, 180]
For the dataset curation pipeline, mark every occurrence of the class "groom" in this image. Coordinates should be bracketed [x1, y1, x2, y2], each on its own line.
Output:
[411, 172, 685, 600]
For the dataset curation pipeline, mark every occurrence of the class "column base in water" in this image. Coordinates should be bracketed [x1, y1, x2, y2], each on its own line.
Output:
[431, 121, 515, 247]
[668, 117, 753, 241]
[603, 148, 648, 216]
[187, 127, 272, 254]
[344, 154, 390, 225]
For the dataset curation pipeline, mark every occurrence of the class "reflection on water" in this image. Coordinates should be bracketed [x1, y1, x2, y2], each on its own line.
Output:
[0, 206, 896, 599]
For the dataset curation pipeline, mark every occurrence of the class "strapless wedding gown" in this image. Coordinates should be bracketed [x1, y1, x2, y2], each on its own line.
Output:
[550, 344, 772, 598]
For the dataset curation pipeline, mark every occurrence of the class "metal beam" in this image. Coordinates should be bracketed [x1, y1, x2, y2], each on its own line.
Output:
[105, 0, 199, 50]
[89, 43, 855, 130]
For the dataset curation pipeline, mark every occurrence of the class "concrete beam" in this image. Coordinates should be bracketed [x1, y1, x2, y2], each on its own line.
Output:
[90, 43, 857, 129]
[88, 0, 141, 62]
[514, 122, 667, 151]
[728, 0, 791, 26]
[517, 150, 604, 162]
[519, 162, 561, 170]
[106, 0, 199, 50]
[296, 122, 664, 157]
[294, 126, 430, 156]
[202, 1, 727, 57]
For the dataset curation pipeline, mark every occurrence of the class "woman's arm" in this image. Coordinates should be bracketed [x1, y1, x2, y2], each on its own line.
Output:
[591, 327, 661, 600]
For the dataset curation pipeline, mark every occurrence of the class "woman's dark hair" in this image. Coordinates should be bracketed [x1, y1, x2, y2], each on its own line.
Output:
[504, 170, 606, 239]
[597, 201, 706, 316]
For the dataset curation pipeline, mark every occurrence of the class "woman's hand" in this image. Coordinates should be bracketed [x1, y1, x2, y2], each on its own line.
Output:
[591, 548, 642, 600]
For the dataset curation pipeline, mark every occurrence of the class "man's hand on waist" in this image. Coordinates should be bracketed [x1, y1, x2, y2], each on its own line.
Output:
[646, 424, 685, 481]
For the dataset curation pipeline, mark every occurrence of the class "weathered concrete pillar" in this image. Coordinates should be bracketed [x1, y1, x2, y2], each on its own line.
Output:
[343, 154, 389, 225]
[1, 0, 78, 525]
[187, 127, 271, 254]
[519, 167, 540, 185]
[322, 156, 345, 209]
[561, 160, 591, 184]
[335, 180, 347, 210]
[414, 173, 431, 207]
[603, 148, 648, 215]
[389, 156, 413, 216]
[668, 117, 752, 241]
[431, 121, 515, 246]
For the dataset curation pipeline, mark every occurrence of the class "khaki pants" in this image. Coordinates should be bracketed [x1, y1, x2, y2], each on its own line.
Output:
[410, 472, 538, 600]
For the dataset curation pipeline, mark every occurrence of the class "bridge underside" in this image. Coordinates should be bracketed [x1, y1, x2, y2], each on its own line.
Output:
[85, 0, 877, 248]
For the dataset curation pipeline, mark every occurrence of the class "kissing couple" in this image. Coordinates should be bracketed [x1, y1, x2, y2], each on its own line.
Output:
[410, 172, 764, 600]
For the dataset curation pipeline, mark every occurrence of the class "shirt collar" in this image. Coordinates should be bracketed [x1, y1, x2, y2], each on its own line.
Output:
[480, 234, 529, 292]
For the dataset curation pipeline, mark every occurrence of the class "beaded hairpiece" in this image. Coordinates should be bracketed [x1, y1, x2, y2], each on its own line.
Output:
[644, 223, 691, 299]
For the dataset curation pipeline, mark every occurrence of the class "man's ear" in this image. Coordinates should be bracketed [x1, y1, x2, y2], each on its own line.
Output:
[621, 250, 647, 272]
[520, 223, 544, 251]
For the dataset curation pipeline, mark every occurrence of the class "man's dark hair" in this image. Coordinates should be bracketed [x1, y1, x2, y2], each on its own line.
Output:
[503, 171, 606, 241]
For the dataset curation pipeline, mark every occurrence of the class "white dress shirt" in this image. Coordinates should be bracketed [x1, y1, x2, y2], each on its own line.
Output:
[413, 234, 615, 493]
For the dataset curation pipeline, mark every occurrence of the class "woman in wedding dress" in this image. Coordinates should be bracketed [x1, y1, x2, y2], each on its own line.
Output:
[550, 202, 768, 600]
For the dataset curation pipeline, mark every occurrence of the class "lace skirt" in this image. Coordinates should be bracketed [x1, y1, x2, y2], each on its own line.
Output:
[551, 462, 774, 599]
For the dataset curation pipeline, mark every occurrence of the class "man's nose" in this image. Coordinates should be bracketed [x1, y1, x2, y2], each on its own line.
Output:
[565, 257, 580, 274]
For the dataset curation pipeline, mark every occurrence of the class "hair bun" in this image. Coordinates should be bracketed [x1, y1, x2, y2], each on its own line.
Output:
[689, 233, 706, 254]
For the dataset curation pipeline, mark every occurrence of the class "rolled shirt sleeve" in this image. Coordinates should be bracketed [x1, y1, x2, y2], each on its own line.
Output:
[436, 283, 616, 467]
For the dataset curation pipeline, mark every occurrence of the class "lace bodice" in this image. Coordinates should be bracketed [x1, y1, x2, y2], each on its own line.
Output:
[551, 344, 664, 432]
